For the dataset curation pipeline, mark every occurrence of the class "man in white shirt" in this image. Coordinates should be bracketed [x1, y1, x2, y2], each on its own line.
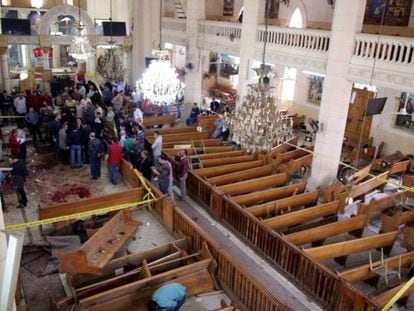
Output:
[133, 107, 143, 124]
[14, 92, 27, 128]
[116, 79, 126, 93]
[151, 131, 162, 168]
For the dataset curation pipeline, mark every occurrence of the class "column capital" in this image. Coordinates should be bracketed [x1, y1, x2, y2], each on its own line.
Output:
[39, 35, 52, 49]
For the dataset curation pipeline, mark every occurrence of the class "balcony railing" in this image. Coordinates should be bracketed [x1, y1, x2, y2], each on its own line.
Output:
[161, 17, 187, 33]
[198, 20, 242, 41]
[354, 33, 414, 64]
[257, 25, 330, 53]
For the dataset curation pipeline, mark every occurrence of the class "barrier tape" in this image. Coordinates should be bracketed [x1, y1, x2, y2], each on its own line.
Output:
[4, 199, 155, 232]
[134, 169, 157, 201]
[284, 142, 414, 194]
[381, 276, 414, 311]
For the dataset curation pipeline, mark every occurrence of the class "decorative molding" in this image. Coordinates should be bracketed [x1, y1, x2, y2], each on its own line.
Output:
[0, 35, 8, 48]
[39, 35, 52, 48]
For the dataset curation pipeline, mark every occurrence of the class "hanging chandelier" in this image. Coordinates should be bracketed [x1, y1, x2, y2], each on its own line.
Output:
[136, 0, 184, 105]
[225, 0, 293, 152]
[68, 5, 94, 62]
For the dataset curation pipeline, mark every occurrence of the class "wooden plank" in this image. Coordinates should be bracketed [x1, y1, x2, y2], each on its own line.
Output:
[164, 146, 235, 156]
[375, 282, 414, 307]
[218, 173, 288, 196]
[279, 154, 313, 174]
[339, 251, 414, 283]
[266, 137, 299, 161]
[272, 147, 313, 167]
[144, 126, 197, 136]
[153, 131, 210, 143]
[201, 155, 255, 168]
[286, 215, 368, 246]
[195, 160, 264, 178]
[265, 201, 340, 231]
[59, 211, 142, 275]
[39, 188, 143, 220]
[161, 139, 224, 149]
[403, 226, 414, 251]
[191, 151, 245, 161]
[233, 182, 307, 207]
[389, 159, 410, 174]
[350, 172, 389, 199]
[371, 151, 406, 172]
[207, 165, 273, 186]
[248, 190, 320, 218]
[143, 115, 176, 127]
[304, 231, 398, 262]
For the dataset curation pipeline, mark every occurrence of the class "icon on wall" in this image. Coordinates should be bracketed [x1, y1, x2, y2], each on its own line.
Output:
[223, 0, 234, 16]
[364, 0, 413, 26]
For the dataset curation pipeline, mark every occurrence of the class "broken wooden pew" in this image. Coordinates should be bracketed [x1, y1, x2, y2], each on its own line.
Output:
[380, 210, 414, 234]
[375, 281, 414, 308]
[143, 115, 176, 128]
[78, 243, 218, 311]
[286, 215, 368, 246]
[232, 182, 307, 207]
[357, 192, 404, 220]
[266, 137, 299, 163]
[343, 133, 373, 150]
[59, 210, 142, 275]
[248, 190, 320, 219]
[271, 146, 313, 168]
[403, 225, 414, 251]
[339, 251, 414, 284]
[279, 153, 313, 175]
[38, 188, 143, 231]
[303, 231, 398, 263]
[371, 151, 409, 173]
[194, 160, 264, 179]
[343, 141, 385, 163]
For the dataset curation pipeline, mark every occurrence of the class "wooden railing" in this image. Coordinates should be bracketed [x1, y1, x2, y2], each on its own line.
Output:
[187, 171, 214, 211]
[161, 17, 187, 32]
[119, 160, 286, 310]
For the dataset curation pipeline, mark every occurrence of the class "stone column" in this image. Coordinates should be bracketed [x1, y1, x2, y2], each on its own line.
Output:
[123, 37, 132, 85]
[308, 0, 367, 189]
[41, 47, 50, 70]
[0, 47, 11, 93]
[184, 0, 205, 114]
[237, 0, 265, 101]
[52, 45, 61, 68]
[86, 36, 97, 79]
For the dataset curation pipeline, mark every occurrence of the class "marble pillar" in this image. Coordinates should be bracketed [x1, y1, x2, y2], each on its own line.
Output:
[52, 45, 61, 68]
[184, 0, 205, 115]
[0, 47, 11, 93]
[41, 47, 50, 70]
[308, 0, 367, 189]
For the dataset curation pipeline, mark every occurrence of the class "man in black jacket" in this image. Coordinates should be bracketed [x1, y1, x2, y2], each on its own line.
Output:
[9, 155, 27, 208]
[69, 125, 82, 168]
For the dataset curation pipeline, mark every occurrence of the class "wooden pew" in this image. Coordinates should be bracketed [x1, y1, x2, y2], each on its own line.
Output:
[264, 201, 340, 232]
[217, 173, 288, 196]
[279, 154, 313, 174]
[248, 190, 320, 218]
[143, 115, 176, 128]
[201, 155, 255, 168]
[192, 151, 245, 161]
[357, 192, 404, 219]
[164, 146, 235, 156]
[198, 114, 219, 136]
[233, 182, 307, 207]
[271, 147, 313, 168]
[59, 210, 142, 275]
[403, 225, 414, 251]
[339, 251, 414, 283]
[349, 171, 389, 200]
[195, 160, 264, 178]
[291, 115, 305, 128]
[380, 210, 414, 234]
[207, 165, 273, 187]
[344, 142, 384, 163]
[343, 133, 373, 150]
[371, 151, 408, 173]
[144, 126, 197, 136]
[78, 244, 218, 310]
[286, 215, 368, 246]
[375, 282, 414, 307]
[304, 231, 398, 262]
[403, 174, 414, 198]
[266, 137, 299, 163]
[147, 131, 210, 143]
[162, 139, 223, 149]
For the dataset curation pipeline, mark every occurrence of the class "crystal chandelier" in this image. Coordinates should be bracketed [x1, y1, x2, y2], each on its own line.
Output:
[68, 5, 94, 62]
[136, 0, 184, 105]
[225, 0, 293, 152]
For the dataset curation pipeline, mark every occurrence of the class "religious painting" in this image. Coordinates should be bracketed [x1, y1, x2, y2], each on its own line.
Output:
[307, 75, 324, 105]
[364, 0, 413, 26]
[58, 15, 75, 35]
[395, 92, 414, 130]
[28, 11, 45, 35]
[265, 0, 280, 19]
[223, 0, 234, 17]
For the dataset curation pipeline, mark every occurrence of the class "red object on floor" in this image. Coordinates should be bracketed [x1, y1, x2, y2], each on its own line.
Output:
[51, 185, 92, 203]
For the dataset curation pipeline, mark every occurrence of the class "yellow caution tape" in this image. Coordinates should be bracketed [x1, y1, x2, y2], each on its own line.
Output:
[381, 276, 414, 311]
[134, 169, 157, 201]
[4, 199, 155, 232]
[284, 142, 414, 194]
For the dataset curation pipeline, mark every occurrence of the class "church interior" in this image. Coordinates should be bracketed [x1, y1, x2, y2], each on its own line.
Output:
[1, 0, 414, 310]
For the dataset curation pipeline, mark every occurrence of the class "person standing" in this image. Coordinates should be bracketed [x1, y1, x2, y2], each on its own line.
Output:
[151, 131, 162, 168]
[13, 92, 27, 128]
[49, 112, 61, 159]
[59, 122, 70, 164]
[151, 154, 172, 196]
[25, 107, 41, 145]
[137, 150, 153, 181]
[147, 283, 186, 311]
[68, 125, 82, 168]
[8, 129, 20, 157]
[9, 155, 27, 208]
[105, 137, 122, 185]
[175, 150, 189, 200]
[16, 127, 27, 162]
[88, 132, 102, 180]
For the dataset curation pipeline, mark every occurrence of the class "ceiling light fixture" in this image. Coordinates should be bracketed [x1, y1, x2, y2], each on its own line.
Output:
[68, 3, 94, 62]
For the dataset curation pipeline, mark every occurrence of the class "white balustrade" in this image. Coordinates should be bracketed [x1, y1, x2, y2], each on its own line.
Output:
[198, 20, 242, 41]
[161, 17, 187, 33]
[354, 33, 414, 65]
[257, 25, 331, 53]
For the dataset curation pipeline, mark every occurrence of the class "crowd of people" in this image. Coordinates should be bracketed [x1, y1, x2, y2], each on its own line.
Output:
[0, 71, 210, 212]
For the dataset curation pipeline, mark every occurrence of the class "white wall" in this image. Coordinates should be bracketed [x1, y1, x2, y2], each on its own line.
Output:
[370, 87, 414, 155]
[279, 0, 333, 25]
[86, 0, 131, 34]
[205, 0, 243, 20]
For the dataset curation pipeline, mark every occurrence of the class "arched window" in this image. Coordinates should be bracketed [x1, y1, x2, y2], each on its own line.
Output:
[281, 8, 303, 102]
[289, 7, 303, 28]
